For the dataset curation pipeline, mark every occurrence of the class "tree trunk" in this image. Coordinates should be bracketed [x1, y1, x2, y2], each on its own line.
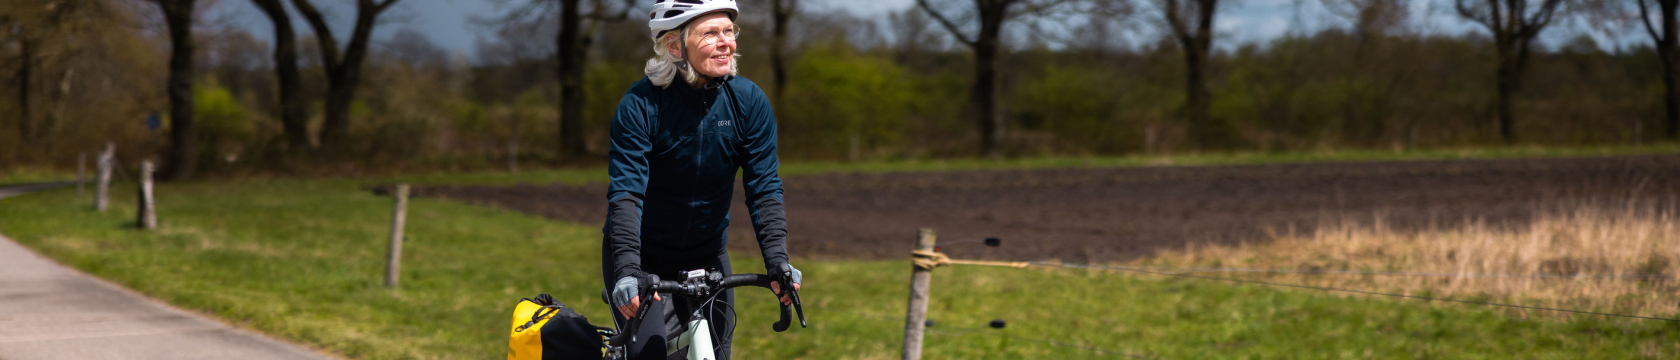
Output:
[1455, 0, 1564, 143]
[319, 75, 355, 146]
[1183, 43, 1211, 148]
[1495, 55, 1516, 142]
[557, 0, 586, 159]
[771, 0, 795, 101]
[296, 0, 397, 148]
[320, 7, 379, 146]
[251, 0, 310, 149]
[1493, 31, 1530, 143]
[15, 39, 31, 145]
[1664, 0, 1680, 140]
[159, 0, 198, 180]
[1172, 0, 1220, 149]
[972, 0, 1007, 156]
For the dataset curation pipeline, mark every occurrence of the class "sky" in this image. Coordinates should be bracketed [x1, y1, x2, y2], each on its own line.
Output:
[216, 0, 1639, 65]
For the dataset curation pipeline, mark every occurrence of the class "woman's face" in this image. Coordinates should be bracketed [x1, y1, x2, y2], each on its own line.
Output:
[671, 12, 736, 79]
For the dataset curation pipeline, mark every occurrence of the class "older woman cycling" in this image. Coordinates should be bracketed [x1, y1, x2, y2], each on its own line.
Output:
[601, 1, 802, 359]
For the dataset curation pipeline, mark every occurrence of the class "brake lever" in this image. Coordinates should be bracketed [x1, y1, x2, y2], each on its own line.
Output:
[789, 286, 806, 328]
[771, 275, 793, 332]
[770, 264, 807, 331]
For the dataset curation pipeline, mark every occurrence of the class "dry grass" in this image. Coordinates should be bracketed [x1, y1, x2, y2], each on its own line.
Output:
[1131, 201, 1680, 319]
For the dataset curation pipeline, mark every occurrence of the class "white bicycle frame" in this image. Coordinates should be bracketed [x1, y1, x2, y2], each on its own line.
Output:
[606, 310, 720, 360]
[669, 318, 715, 360]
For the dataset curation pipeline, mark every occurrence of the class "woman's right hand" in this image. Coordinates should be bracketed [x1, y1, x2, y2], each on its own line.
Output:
[612, 276, 661, 318]
[616, 291, 661, 318]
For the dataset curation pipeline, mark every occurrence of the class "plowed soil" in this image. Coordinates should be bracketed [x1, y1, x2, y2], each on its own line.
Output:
[411, 155, 1680, 263]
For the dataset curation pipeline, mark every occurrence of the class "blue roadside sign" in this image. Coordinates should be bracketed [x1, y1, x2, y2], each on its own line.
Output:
[146, 112, 161, 130]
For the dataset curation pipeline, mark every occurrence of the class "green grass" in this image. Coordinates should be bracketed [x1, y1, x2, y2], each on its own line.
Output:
[355, 143, 1680, 187]
[1, 165, 76, 185]
[2, 180, 1677, 358]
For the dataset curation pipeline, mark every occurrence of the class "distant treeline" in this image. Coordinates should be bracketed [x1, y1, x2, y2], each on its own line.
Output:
[0, 0, 1669, 175]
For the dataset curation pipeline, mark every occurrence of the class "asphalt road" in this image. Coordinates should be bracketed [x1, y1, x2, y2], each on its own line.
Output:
[0, 182, 336, 360]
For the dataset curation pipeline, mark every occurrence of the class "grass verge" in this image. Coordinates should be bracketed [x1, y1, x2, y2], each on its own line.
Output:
[1, 180, 1678, 359]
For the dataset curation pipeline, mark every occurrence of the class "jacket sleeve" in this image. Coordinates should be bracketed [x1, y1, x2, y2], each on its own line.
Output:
[606, 88, 653, 283]
[734, 82, 790, 271]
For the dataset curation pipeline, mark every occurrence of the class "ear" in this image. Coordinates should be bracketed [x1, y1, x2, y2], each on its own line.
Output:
[664, 34, 684, 59]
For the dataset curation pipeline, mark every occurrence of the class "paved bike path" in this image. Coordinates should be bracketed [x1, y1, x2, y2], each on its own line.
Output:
[0, 183, 337, 359]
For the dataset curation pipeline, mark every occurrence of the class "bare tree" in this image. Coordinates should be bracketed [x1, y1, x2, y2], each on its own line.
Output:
[1159, 0, 1227, 148]
[485, 0, 635, 158]
[1454, 0, 1566, 142]
[1639, 0, 1680, 139]
[1321, 0, 1411, 141]
[290, 0, 402, 148]
[2, 0, 101, 146]
[555, 0, 632, 158]
[248, 0, 308, 149]
[146, 0, 199, 180]
[889, 8, 936, 63]
[918, 0, 1076, 156]
[1322, 0, 1408, 58]
[769, 0, 798, 101]
[382, 29, 447, 71]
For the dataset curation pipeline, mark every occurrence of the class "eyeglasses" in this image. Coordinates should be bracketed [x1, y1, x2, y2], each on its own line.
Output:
[693, 24, 740, 46]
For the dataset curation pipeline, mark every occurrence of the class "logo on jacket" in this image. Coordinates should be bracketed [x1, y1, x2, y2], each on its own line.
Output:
[718, 120, 732, 126]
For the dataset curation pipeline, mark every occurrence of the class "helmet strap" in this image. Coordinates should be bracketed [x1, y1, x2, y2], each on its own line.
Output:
[677, 30, 691, 71]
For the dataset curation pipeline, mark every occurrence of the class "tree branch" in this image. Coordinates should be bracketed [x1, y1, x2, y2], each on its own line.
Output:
[288, 0, 340, 67]
[1536, 0, 1563, 29]
[584, 0, 634, 22]
[1453, 0, 1493, 29]
[1011, 0, 1076, 19]
[1517, 0, 1562, 40]
[917, 0, 978, 47]
[1162, 0, 1192, 43]
[1640, 0, 1662, 42]
[374, 0, 399, 13]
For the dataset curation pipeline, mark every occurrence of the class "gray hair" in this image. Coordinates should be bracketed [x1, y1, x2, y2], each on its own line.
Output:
[645, 26, 740, 88]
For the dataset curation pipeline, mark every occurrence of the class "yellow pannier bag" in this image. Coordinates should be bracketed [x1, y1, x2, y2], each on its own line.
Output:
[509, 294, 604, 360]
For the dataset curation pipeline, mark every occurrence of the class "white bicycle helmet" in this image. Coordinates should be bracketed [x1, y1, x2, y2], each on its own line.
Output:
[648, 0, 738, 39]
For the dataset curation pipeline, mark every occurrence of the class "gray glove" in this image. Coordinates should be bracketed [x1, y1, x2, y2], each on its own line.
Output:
[788, 265, 802, 285]
[611, 276, 638, 308]
[772, 263, 802, 288]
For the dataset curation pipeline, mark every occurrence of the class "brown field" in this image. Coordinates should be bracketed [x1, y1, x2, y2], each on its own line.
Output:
[1133, 202, 1680, 316]
[410, 155, 1680, 266]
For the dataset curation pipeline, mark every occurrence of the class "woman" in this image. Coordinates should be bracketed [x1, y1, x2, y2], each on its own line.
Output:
[601, 1, 801, 358]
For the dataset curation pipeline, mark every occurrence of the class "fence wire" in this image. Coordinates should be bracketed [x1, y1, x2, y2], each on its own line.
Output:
[827, 308, 1163, 359]
[1108, 265, 1672, 281]
[1038, 262, 1680, 322]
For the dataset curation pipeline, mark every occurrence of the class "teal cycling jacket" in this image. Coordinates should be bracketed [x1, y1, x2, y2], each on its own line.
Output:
[602, 75, 789, 283]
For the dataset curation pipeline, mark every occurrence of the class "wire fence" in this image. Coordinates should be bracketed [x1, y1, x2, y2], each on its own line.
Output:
[1037, 261, 1680, 322]
[1103, 265, 1674, 281]
[826, 307, 1163, 359]
[823, 250, 1677, 359]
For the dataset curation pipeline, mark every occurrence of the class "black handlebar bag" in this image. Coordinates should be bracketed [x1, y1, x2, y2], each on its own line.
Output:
[508, 294, 604, 359]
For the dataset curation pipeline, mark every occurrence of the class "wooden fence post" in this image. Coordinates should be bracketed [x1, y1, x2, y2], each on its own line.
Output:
[137, 161, 156, 230]
[385, 184, 410, 288]
[95, 143, 113, 212]
[902, 228, 937, 360]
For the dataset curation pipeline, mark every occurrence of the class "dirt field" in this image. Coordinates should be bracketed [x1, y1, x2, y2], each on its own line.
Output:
[411, 155, 1680, 263]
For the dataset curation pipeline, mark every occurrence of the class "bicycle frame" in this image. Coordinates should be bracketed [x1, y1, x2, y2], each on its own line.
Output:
[602, 266, 804, 360]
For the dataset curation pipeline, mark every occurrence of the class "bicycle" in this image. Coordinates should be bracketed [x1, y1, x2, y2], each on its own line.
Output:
[596, 263, 806, 360]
